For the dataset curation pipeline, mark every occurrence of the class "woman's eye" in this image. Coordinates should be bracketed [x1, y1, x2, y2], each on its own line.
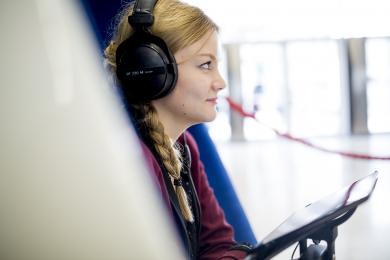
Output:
[199, 61, 212, 70]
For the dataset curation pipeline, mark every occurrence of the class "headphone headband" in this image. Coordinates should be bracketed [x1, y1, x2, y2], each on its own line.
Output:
[129, 0, 157, 29]
[133, 0, 157, 13]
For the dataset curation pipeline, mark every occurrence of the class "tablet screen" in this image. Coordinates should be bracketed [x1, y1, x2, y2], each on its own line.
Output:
[254, 171, 378, 258]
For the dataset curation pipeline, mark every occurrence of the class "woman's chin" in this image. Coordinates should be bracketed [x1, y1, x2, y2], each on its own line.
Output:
[202, 112, 217, 123]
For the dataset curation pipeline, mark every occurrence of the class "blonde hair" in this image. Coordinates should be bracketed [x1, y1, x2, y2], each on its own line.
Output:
[104, 0, 218, 222]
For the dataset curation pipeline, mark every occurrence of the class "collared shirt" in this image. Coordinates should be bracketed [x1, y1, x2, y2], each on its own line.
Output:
[139, 131, 248, 259]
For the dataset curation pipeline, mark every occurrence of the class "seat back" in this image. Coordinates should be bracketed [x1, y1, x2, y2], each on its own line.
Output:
[189, 124, 257, 244]
[0, 1, 184, 259]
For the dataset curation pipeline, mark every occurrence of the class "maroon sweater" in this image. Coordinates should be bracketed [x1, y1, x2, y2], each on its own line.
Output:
[139, 132, 247, 259]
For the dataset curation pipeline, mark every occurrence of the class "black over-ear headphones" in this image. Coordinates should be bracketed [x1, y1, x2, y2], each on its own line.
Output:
[116, 0, 178, 102]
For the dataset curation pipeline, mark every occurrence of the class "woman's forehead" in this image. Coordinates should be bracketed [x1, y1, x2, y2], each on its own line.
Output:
[174, 30, 218, 64]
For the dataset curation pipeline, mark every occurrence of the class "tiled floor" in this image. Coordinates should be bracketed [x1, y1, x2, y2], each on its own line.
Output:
[216, 134, 390, 259]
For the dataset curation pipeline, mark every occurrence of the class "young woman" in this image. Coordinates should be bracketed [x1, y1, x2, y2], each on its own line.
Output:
[104, 0, 252, 258]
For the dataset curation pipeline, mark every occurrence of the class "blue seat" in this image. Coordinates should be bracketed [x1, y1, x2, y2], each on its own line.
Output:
[189, 124, 257, 244]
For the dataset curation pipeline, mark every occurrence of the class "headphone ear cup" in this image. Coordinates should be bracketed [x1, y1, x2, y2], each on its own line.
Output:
[116, 33, 178, 102]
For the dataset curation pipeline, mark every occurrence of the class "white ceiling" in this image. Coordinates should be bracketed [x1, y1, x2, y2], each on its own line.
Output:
[184, 0, 390, 43]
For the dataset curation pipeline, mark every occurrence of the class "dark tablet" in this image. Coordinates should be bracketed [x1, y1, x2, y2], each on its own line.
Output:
[251, 171, 378, 259]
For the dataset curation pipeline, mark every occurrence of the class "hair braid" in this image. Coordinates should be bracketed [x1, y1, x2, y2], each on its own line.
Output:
[135, 104, 194, 222]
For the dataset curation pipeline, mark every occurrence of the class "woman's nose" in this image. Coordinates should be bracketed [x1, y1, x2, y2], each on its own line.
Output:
[213, 70, 226, 91]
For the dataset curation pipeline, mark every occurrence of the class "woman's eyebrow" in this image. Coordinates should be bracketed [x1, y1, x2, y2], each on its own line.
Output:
[196, 53, 217, 61]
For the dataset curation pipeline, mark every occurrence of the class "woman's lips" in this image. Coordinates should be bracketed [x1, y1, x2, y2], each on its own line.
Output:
[206, 97, 218, 104]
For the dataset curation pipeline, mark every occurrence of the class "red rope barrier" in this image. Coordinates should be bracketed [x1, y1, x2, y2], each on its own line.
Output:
[225, 97, 390, 160]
